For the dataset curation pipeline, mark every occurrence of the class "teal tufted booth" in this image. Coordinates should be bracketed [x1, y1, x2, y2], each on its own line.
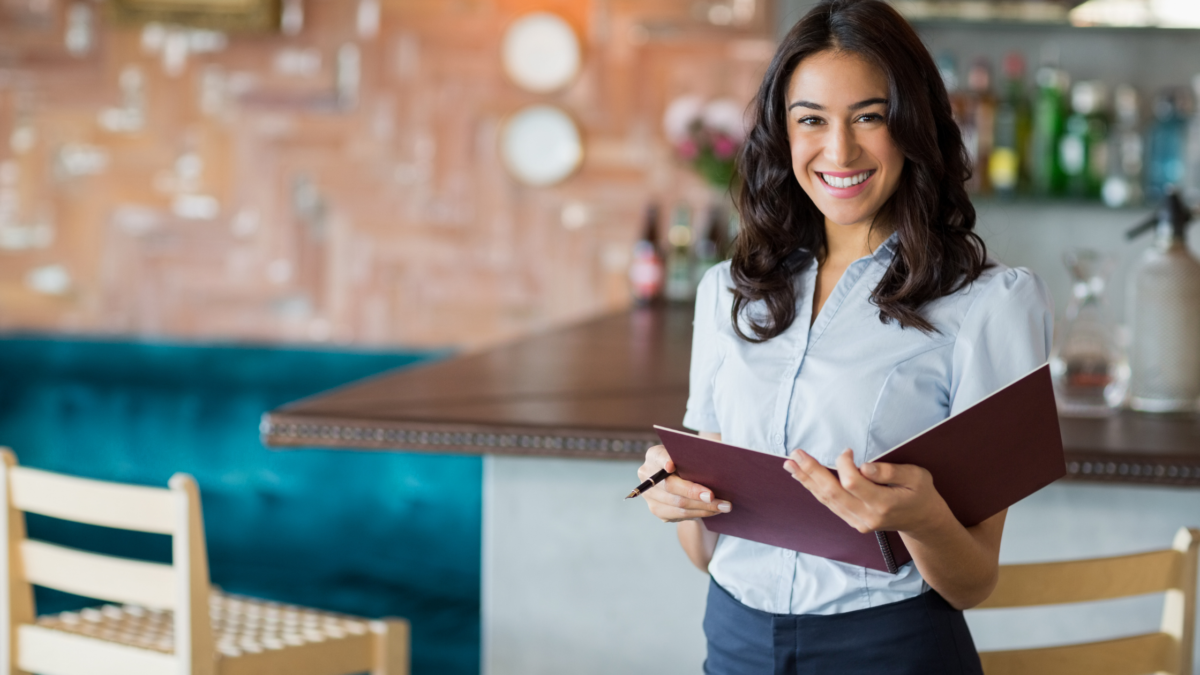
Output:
[0, 336, 481, 675]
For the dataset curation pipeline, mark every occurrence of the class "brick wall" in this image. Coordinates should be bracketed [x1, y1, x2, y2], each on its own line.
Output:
[0, 0, 773, 347]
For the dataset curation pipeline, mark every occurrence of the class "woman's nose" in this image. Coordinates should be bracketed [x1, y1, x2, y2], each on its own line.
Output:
[824, 123, 860, 167]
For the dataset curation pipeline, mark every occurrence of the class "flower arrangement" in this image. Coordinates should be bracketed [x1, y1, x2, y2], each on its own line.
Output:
[662, 95, 747, 190]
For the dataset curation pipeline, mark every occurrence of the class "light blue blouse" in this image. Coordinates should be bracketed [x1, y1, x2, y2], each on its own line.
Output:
[683, 234, 1053, 615]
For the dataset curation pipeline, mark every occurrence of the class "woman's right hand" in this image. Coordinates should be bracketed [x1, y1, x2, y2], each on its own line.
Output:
[638, 444, 732, 522]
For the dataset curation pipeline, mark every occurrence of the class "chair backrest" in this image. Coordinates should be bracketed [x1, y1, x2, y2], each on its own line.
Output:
[976, 527, 1200, 675]
[0, 448, 214, 675]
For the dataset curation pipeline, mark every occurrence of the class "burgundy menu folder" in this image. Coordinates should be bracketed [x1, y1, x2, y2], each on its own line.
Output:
[655, 363, 1065, 573]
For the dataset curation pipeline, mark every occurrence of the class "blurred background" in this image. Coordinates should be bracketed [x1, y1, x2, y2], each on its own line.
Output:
[1, 0, 1194, 350]
[4, 1, 1200, 674]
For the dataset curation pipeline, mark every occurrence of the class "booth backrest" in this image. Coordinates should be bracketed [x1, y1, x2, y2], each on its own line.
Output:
[0, 336, 479, 675]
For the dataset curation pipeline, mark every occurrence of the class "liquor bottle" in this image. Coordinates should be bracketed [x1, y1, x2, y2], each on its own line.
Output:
[1030, 58, 1069, 197]
[1144, 88, 1192, 204]
[629, 203, 664, 304]
[989, 53, 1031, 199]
[1126, 189, 1200, 412]
[693, 203, 728, 287]
[963, 58, 996, 195]
[1102, 84, 1144, 208]
[1183, 75, 1200, 206]
[663, 203, 695, 302]
[936, 52, 968, 133]
[1059, 81, 1109, 200]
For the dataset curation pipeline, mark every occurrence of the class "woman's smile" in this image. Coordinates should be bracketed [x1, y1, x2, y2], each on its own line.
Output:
[816, 169, 877, 196]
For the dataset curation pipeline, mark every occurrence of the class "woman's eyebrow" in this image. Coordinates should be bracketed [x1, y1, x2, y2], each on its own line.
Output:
[849, 97, 888, 110]
[788, 100, 824, 111]
[786, 97, 889, 111]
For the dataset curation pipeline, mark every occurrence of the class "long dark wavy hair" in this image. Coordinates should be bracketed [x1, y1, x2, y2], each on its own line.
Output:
[730, 0, 988, 341]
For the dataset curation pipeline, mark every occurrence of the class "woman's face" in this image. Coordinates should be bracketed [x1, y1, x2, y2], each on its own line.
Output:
[785, 50, 905, 231]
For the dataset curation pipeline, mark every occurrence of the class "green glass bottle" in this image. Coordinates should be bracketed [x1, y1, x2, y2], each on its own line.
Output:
[1030, 64, 1069, 197]
[664, 203, 695, 303]
[1059, 81, 1109, 200]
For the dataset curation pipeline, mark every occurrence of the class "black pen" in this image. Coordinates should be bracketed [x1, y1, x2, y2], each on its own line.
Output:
[625, 468, 671, 499]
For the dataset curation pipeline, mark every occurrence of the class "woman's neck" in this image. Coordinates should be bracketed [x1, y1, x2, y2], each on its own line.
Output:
[821, 219, 893, 267]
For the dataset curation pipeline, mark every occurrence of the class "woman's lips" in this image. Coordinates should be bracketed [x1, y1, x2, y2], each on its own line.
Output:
[816, 169, 875, 198]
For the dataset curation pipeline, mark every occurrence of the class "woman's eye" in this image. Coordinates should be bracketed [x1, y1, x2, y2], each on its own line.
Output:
[797, 116, 823, 126]
[857, 113, 884, 123]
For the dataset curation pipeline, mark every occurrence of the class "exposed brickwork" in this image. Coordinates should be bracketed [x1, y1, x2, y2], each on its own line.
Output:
[0, 0, 772, 348]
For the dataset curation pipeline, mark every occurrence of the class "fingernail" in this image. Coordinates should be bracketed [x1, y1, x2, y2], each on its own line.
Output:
[700, 491, 712, 503]
[717, 502, 731, 512]
[863, 464, 878, 476]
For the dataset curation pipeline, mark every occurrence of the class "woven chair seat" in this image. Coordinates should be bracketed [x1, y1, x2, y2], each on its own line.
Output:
[34, 590, 373, 659]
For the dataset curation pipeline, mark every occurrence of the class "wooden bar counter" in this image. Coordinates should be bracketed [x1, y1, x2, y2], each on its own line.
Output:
[262, 303, 1200, 675]
[263, 303, 1200, 488]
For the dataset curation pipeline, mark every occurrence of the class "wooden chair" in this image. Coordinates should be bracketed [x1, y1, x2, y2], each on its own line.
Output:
[0, 449, 409, 675]
[976, 527, 1200, 675]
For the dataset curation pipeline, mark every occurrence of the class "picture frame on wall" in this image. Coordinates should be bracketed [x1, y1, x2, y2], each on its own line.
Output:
[109, 0, 282, 32]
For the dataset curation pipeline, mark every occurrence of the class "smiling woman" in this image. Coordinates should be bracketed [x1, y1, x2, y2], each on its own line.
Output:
[730, 0, 984, 342]
[633, 1, 1055, 674]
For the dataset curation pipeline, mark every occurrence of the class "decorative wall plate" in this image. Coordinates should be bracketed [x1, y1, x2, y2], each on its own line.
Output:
[501, 12, 581, 93]
[499, 105, 583, 187]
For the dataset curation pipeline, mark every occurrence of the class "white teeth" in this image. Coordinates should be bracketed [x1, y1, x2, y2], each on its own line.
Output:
[821, 171, 872, 188]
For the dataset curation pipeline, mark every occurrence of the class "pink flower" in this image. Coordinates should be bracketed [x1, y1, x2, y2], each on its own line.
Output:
[712, 135, 737, 160]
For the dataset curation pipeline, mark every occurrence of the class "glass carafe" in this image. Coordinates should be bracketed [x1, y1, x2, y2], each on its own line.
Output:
[1050, 249, 1128, 415]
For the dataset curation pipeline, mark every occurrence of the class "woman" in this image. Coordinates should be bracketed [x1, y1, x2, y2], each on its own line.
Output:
[636, 1, 1052, 673]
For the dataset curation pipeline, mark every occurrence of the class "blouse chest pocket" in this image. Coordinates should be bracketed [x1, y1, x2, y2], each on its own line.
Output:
[863, 343, 955, 461]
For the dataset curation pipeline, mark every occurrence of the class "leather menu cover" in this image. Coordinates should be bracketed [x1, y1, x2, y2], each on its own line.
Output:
[654, 363, 1065, 574]
[655, 425, 899, 571]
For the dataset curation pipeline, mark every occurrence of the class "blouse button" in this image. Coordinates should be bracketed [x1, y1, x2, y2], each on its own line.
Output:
[772, 433, 783, 444]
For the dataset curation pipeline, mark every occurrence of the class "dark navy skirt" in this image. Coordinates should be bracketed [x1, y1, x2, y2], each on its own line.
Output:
[703, 578, 984, 675]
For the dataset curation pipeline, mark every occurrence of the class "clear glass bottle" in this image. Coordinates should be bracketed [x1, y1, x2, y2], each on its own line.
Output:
[1127, 189, 1200, 412]
[1102, 84, 1144, 208]
[1050, 249, 1127, 415]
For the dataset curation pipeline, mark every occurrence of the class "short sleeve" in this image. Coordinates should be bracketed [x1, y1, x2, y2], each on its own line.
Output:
[949, 267, 1054, 415]
[682, 264, 725, 432]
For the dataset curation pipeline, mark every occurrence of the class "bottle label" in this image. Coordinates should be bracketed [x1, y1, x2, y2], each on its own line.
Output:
[1060, 136, 1085, 175]
[989, 148, 1019, 190]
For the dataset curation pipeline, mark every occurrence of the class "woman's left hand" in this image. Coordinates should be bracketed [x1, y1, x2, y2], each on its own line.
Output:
[783, 448, 952, 536]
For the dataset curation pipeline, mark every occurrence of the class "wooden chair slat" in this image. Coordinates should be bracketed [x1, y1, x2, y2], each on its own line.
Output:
[21, 540, 176, 610]
[10, 467, 175, 535]
[978, 549, 1181, 609]
[979, 632, 1176, 675]
[17, 624, 176, 675]
[218, 633, 374, 675]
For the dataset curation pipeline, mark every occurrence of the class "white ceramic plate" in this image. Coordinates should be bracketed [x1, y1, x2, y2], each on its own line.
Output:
[499, 104, 583, 187]
[501, 12, 581, 93]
